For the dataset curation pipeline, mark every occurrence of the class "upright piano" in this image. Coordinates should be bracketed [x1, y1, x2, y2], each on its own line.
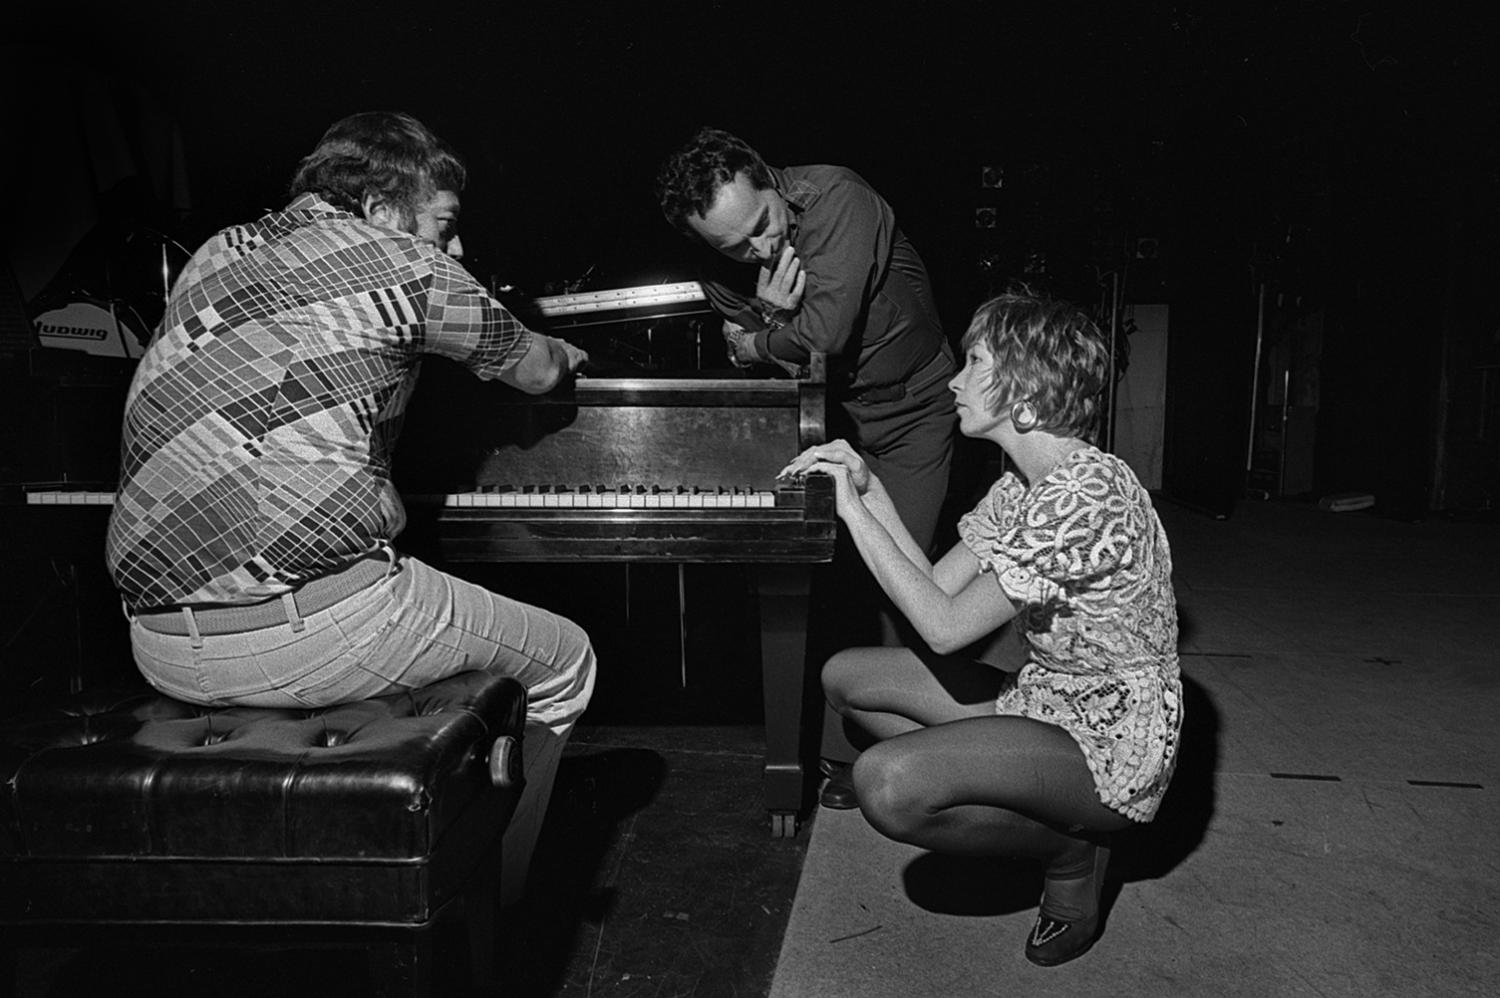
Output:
[398, 282, 835, 837]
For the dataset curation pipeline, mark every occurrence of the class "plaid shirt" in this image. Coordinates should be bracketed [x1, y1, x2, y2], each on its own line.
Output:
[106, 194, 533, 610]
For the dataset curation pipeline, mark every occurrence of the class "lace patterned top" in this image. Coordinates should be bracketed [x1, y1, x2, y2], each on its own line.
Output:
[958, 446, 1182, 821]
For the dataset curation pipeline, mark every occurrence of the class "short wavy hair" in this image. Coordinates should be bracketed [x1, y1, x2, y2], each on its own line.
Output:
[288, 111, 466, 219]
[655, 127, 774, 235]
[961, 290, 1111, 441]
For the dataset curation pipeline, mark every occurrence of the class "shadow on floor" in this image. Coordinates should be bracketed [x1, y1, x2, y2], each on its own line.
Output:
[495, 746, 669, 997]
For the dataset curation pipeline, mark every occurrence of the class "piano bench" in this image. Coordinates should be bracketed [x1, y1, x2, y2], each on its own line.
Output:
[0, 670, 527, 998]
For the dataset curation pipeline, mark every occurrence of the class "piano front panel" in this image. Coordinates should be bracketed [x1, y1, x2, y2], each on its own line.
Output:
[474, 401, 800, 493]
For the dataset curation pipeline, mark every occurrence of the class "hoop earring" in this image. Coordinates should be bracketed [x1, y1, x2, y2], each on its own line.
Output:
[1012, 401, 1038, 432]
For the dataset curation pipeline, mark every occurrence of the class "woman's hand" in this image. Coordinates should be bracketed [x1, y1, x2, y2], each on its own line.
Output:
[756, 245, 805, 312]
[777, 439, 872, 493]
[777, 439, 879, 520]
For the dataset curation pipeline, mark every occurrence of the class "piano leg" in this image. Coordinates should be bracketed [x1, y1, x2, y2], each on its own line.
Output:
[755, 564, 813, 839]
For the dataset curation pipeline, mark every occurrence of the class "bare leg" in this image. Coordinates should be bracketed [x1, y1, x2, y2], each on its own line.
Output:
[822, 645, 1007, 742]
[823, 645, 1136, 955]
[853, 714, 1133, 963]
[818, 644, 1007, 809]
[852, 715, 1131, 847]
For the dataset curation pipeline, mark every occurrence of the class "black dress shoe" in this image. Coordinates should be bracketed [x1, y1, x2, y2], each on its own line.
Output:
[1025, 841, 1109, 966]
[819, 760, 858, 810]
[1024, 911, 1100, 966]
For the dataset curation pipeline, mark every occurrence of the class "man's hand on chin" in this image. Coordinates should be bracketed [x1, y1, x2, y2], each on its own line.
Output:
[756, 244, 805, 312]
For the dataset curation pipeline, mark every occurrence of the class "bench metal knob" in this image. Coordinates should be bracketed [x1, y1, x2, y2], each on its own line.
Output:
[488, 734, 523, 788]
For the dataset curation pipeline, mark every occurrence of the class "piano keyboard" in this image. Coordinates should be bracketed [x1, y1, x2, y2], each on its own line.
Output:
[411, 487, 779, 509]
[24, 490, 116, 505]
[22, 487, 783, 510]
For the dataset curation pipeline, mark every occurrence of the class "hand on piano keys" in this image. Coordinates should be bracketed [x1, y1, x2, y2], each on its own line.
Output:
[411, 484, 781, 510]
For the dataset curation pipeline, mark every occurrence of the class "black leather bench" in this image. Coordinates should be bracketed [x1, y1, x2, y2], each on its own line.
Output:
[0, 670, 526, 997]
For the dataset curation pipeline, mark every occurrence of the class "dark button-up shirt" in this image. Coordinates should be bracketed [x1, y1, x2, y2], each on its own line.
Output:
[697, 164, 946, 394]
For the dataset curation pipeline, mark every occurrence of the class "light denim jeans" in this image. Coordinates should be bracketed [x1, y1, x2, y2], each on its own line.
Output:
[128, 549, 597, 905]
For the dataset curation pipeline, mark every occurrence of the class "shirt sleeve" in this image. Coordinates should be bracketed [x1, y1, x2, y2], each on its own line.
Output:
[762, 175, 894, 365]
[962, 460, 1139, 605]
[421, 253, 534, 379]
[958, 476, 1014, 562]
[701, 278, 765, 330]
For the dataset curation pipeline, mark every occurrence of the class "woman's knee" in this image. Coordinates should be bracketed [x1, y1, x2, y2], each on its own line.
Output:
[820, 648, 857, 710]
[821, 646, 881, 711]
[851, 742, 935, 843]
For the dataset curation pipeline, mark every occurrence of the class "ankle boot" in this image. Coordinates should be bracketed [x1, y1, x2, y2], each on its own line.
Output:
[1025, 838, 1110, 967]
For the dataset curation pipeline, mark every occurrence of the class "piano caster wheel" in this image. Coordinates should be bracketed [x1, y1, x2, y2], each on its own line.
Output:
[769, 812, 799, 839]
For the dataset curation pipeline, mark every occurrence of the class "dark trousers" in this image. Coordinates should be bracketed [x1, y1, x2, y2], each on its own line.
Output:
[817, 347, 957, 763]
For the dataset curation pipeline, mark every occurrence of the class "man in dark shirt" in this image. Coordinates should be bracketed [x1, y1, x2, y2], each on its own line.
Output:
[106, 111, 594, 903]
[656, 127, 957, 805]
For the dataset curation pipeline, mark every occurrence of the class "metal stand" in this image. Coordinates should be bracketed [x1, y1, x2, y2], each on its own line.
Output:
[1244, 281, 1268, 495]
[1096, 271, 1123, 450]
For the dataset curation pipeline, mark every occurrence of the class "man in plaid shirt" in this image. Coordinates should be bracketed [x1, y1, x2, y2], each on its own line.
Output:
[105, 111, 594, 906]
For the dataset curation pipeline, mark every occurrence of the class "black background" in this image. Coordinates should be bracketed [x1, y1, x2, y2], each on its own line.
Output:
[8, 0, 1499, 516]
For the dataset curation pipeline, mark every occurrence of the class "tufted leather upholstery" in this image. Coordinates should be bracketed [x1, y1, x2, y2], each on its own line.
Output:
[0, 671, 526, 994]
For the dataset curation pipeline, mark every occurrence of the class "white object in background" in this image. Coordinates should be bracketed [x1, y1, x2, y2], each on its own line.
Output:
[32, 300, 146, 359]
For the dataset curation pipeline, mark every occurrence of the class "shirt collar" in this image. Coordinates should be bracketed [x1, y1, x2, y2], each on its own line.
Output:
[769, 166, 812, 243]
[770, 166, 818, 213]
[286, 192, 352, 217]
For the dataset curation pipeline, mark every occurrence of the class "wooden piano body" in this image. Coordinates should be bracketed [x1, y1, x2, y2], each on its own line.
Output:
[396, 283, 835, 837]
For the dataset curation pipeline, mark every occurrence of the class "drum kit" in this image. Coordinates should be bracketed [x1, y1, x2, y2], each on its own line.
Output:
[4, 226, 193, 490]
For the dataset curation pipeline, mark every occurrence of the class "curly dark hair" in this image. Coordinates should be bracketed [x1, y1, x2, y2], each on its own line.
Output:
[655, 127, 774, 234]
[287, 111, 466, 219]
[961, 291, 1111, 442]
